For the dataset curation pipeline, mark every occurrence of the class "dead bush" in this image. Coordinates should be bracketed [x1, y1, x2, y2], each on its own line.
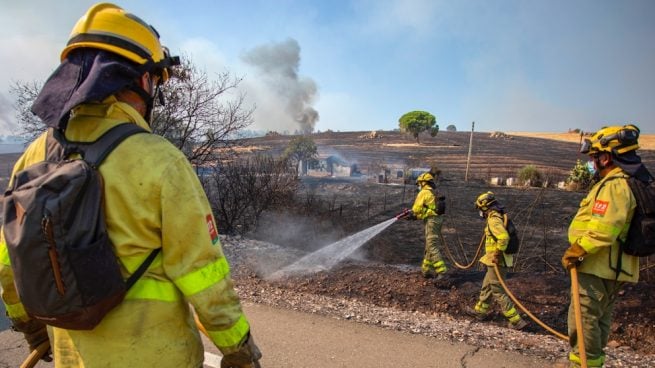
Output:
[201, 155, 299, 234]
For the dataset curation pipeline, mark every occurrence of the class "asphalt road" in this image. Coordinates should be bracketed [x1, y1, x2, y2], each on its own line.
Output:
[1, 302, 552, 367]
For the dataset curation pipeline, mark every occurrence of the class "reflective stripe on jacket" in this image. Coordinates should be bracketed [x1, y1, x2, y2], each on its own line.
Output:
[0, 98, 249, 367]
[412, 185, 438, 220]
[480, 210, 513, 267]
[568, 166, 638, 282]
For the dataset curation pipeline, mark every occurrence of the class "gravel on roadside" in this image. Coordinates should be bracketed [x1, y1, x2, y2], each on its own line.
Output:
[221, 235, 655, 368]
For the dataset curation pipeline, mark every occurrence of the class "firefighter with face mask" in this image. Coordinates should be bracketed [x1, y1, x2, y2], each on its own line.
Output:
[559, 124, 650, 368]
[466, 192, 528, 330]
[409, 172, 447, 279]
[0, 3, 261, 367]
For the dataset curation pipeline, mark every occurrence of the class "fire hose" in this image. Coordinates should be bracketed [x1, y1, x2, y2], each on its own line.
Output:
[438, 224, 587, 365]
[397, 210, 483, 270]
[570, 266, 588, 368]
[491, 263, 568, 341]
[442, 233, 484, 270]
[493, 264, 587, 367]
[20, 341, 50, 368]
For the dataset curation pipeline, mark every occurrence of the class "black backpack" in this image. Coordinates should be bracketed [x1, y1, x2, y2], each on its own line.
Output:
[487, 213, 520, 254]
[622, 176, 655, 256]
[2, 123, 159, 330]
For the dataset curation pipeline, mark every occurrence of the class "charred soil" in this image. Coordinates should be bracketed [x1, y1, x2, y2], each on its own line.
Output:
[237, 130, 655, 359]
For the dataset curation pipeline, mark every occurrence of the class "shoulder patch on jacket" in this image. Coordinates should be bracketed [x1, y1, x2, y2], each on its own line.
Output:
[592, 200, 609, 216]
[206, 214, 219, 244]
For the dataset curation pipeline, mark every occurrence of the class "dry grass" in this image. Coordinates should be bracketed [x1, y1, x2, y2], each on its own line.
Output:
[508, 132, 655, 150]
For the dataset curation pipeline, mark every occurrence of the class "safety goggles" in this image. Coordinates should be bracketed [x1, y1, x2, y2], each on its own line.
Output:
[580, 138, 593, 154]
[152, 46, 180, 82]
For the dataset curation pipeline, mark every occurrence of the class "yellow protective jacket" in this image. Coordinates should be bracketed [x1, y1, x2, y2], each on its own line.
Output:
[480, 210, 513, 267]
[568, 166, 638, 282]
[411, 185, 438, 220]
[0, 98, 250, 367]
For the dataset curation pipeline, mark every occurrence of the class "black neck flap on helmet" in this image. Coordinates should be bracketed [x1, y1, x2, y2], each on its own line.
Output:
[32, 49, 142, 129]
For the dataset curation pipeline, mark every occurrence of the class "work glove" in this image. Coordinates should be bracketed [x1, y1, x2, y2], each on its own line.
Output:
[561, 242, 587, 270]
[491, 250, 502, 265]
[11, 318, 52, 362]
[221, 333, 262, 368]
[405, 212, 417, 220]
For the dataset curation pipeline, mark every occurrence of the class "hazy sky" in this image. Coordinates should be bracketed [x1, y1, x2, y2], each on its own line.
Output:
[1, 0, 653, 136]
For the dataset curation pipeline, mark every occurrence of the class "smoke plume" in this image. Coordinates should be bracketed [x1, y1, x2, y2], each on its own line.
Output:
[242, 38, 319, 134]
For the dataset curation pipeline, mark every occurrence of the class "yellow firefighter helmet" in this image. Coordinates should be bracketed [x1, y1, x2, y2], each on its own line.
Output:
[416, 172, 434, 184]
[61, 3, 179, 81]
[474, 191, 496, 211]
[580, 124, 640, 156]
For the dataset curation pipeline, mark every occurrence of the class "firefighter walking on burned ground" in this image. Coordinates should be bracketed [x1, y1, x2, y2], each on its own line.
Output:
[466, 192, 528, 330]
[407, 171, 448, 279]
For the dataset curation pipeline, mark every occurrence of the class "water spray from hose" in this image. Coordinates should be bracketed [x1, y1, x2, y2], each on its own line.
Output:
[268, 216, 400, 280]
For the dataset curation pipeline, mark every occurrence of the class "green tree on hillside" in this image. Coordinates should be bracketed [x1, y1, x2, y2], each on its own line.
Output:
[398, 110, 438, 143]
[283, 136, 318, 175]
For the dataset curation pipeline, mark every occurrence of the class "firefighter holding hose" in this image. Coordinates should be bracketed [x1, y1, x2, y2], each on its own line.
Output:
[559, 124, 648, 368]
[466, 192, 528, 330]
[406, 172, 447, 279]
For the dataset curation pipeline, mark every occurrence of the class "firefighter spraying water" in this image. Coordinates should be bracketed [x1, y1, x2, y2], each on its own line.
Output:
[269, 209, 414, 280]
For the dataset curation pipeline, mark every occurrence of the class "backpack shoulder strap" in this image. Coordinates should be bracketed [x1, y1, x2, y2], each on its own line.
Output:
[486, 212, 504, 241]
[125, 248, 161, 290]
[52, 123, 148, 167]
[83, 124, 148, 167]
[592, 174, 628, 202]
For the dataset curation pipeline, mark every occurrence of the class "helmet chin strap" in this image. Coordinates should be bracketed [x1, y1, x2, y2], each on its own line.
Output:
[592, 153, 612, 178]
[128, 79, 157, 123]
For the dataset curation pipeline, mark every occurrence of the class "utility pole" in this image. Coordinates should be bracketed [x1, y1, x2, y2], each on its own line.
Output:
[465, 121, 475, 182]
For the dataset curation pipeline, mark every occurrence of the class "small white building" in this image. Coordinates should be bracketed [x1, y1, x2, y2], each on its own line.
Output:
[306, 156, 354, 177]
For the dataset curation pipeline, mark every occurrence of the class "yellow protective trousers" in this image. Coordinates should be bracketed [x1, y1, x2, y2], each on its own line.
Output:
[567, 272, 623, 367]
[477, 266, 520, 323]
[422, 216, 446, 274]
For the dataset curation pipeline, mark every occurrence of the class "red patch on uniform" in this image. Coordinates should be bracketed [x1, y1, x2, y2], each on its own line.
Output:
[592, 200, 609, 216]
[206, 214, 219, 244]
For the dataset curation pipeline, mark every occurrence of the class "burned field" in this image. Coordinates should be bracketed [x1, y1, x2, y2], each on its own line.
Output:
[1, 130, 654, 362]
[236, 130, 655, 357]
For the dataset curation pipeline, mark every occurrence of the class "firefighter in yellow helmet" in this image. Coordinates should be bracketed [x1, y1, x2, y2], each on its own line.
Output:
[559, 124, 651, 368]
[466, 192, 528, 330]
[408, 172, 448, 279]
[0, 3, 261, 367]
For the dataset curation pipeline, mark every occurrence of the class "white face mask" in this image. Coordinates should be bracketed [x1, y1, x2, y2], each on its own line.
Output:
[479, 210, 485, 218]
[586, 160, 596, 175]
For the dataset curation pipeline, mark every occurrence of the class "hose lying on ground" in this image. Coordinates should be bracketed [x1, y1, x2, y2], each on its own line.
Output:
[441, 232, 484, 270]
[492, 263, 569, 341]
[441, 224, 574, 343]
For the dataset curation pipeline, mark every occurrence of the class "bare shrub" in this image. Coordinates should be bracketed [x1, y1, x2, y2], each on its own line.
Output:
[152, 56, 254, 166]
[202, 155, 299, 235]
[517, 164, 542, 187]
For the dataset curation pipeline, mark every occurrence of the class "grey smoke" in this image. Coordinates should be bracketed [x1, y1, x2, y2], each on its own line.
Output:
[242, 38, 319, 134]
